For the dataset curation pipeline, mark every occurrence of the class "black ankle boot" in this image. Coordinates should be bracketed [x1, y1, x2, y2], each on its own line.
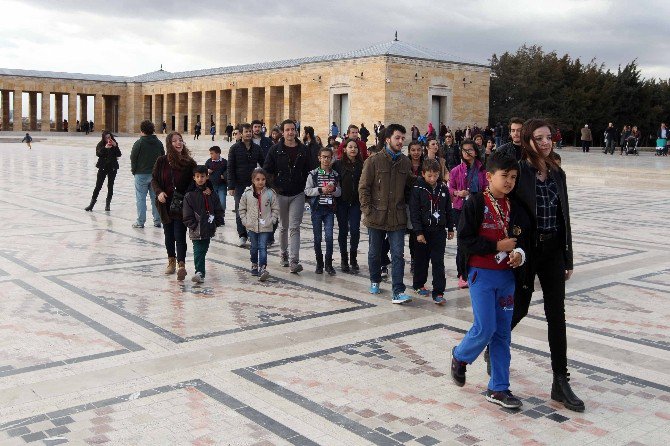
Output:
[350, 253, 359, 272]
[105, 198, 111, 211]
[325, 259, 336, 276]
[551, 373, 585, 412]
[340, 254, 350, 273]
[84, 199, 96, 211]
[315, 256, 324, 274]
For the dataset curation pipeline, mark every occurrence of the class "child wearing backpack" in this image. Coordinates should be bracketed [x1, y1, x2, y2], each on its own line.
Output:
[238, 168, 279, 281]
[305, 147, 341, 275]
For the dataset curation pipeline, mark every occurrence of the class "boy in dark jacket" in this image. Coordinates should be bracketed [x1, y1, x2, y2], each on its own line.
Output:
[183, 166, 225, 284]
[451, 152, 532, 410]
[409, 159, 454, 304]
[205, 146, 227, 219]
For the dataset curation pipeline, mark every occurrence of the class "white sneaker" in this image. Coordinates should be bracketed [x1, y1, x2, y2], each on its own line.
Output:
[191, 272, 204, 283]
[238, 236, 247, 247]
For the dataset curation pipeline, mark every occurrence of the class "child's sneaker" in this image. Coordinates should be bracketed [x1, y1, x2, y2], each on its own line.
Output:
[191, 272, 204, 283]
[391, 293, 412, 304]
[251, 264, 259, 276]
[258, 266, 269, 282]
[451, 347, 467, 386]
[414, 287, 430, 296]
[432, 294, 446, 305]
[458, 276, 469, 289]
[369, 282, 380, 294]
[485, 390, 523, 409]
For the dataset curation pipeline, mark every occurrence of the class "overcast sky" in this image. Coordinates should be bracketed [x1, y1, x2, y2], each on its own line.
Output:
[1, 0, 669, 80]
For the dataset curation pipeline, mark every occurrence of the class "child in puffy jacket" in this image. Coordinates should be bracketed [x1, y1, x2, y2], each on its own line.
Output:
[238, 168, 279, 281]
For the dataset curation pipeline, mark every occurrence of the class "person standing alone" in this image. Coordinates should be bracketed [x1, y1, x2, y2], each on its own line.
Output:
[130, 120, 165, 228]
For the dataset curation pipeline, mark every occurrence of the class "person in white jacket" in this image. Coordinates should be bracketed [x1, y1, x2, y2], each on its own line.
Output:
[238, 168, 279, 281]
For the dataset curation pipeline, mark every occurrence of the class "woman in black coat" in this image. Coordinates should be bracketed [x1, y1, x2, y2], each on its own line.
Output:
[85, 131, 121, 212]
[510, 118, 584, 412]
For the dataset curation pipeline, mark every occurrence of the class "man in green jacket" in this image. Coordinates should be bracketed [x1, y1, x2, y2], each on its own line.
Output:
[130, 120, 165, 228]
[359, 123, 414, 304]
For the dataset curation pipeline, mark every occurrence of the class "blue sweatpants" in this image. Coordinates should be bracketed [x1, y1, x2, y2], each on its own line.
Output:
[454, 267, 515, 391]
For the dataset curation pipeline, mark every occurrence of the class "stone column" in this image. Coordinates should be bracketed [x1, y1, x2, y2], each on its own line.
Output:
[28, 92, 37, 131]
[264, 88, 272, 126]
[94, 94, 104, 132]
[248, 88, 255, 122]
[1, 91, 10, 131]
[283, 85, 290, 121]
[230, 88, 237, 128]
[68, 92, 76, 132]
[187, 91, 194, 134]
[41, 91, 50, 132]
[13, 89, 23, 131]
[55, 94, 63, 131]
[80, 94, 89, 123]
[200, 91, 207, 132]
[215, 90, 222, 135]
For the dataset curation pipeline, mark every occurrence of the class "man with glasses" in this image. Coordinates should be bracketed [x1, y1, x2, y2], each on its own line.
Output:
[496, 117, 524, 161]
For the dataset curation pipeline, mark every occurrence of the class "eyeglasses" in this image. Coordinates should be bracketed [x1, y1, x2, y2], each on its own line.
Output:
[462, 148, 475, 154]
[320, 155, 333, 159]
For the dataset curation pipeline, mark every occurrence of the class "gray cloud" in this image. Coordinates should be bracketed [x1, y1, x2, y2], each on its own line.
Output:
[3, 0, 669, 79]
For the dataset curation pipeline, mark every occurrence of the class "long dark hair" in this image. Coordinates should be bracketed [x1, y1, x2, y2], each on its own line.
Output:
[165, 131, 194, 168]
[99, 130, 116, 146]
[520, 118, 559, 171]
[342, 138, 363, 162]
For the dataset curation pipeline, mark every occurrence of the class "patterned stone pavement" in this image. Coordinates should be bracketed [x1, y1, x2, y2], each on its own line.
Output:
[0, 135, 669, 445]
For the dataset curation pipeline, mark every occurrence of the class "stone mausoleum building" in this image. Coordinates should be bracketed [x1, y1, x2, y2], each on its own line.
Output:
[0, 39, 490, 138]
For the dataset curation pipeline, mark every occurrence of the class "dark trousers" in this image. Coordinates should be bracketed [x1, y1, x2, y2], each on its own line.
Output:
[192, 239, 210, 277]
[234, 187, 248, 238]
[452, 208, 464, 278]
[581, 141, 591, 152]
[91, 168, 117, 203]
[412, 230, 447, 296]
[163, 219, 188, 262]
[408, 230, 418, 261]
[336, 201, 361, 258]
[511, 237, 568, 375]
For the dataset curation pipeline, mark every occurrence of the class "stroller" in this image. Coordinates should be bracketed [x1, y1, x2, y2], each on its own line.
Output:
[625, 135, 639, 156]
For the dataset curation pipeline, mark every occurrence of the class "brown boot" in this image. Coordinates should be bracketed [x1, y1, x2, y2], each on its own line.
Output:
[177, 261, 187, 281]
[165, 257, 176, 275]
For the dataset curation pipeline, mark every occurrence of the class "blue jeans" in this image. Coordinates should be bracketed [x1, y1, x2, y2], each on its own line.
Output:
[134, 174, 160, 226]
[248, 231, 270, 266]
[213, 184, 227, 212]
[335, 201, 361, 257]
[368, 228, 406, 294]
[454, 267, 515, 391]
[311, 207, 335, 261]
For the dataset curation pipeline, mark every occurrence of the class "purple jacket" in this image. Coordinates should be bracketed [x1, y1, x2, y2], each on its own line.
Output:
[449, 160, 488, 210]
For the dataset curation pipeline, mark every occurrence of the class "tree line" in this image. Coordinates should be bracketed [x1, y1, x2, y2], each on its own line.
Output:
[489, 45, 670, 147]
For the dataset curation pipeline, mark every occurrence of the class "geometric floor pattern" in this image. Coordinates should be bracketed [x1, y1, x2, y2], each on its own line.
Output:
[1, 135, 669, 445]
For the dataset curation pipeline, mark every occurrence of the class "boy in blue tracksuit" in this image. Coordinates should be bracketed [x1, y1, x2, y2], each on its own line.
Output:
[409, 159, 454, 304]
[451, 152, 531, 409]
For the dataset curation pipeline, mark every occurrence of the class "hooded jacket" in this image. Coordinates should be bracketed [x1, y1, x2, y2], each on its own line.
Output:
[238, 186, 279, 233]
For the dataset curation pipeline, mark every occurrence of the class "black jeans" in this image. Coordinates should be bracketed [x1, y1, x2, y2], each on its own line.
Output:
[511, 237, 568, 375]
[452, 208, 464, 278]
[91, 168, 117, 203]
[163, 219, 188, 262]
[412, 230, 447, 296]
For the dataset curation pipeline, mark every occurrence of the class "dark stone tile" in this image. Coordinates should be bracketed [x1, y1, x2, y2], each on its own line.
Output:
[546, 413, 570, 423]
[415, 436, 441, 446]
[44, 439, 69, 446]
[391, 431, 416, 443]
[6, 426, 30, 437]
[45, 426, 71, 437]
[524, 397, 544, 405]
[51, 416, 75, 426]
[22, 431, 48, 442]
[375, 427, 393, 435]
[533, 405, 556, 414]
[588, 375, 607, 381]
[521, 409, 545, 419]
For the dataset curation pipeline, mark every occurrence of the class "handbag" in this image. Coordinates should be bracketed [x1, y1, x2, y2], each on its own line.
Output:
[168, 167, 184, 218]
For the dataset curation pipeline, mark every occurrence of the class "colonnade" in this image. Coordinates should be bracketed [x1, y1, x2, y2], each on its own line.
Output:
[144, 84, 302, 135]
[0, 90, 120, 132]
